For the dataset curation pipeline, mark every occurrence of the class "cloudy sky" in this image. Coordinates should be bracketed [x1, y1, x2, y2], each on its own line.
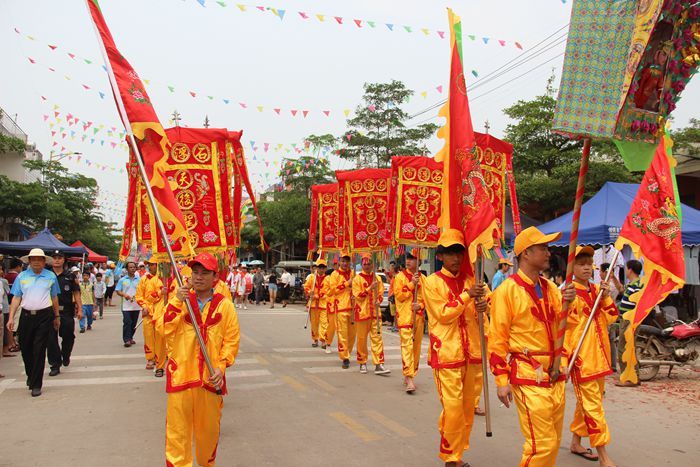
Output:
[2, 0, 699, 226]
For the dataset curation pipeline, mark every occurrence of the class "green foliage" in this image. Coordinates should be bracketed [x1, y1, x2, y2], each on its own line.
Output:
[337, 80, 438, 168]
[0, 159, 120, 258]
[241, 192, 310, 254]
[279, 155, 334, 197]
[504, 76, 641, 220]
[0, 133, 27, 153]
[671, 118, 700, 154]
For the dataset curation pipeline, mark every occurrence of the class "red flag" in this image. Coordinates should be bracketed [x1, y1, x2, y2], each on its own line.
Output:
[614, 134, 685, 384]
[435, 9, 499, 273]
[87, 0, 192, 257]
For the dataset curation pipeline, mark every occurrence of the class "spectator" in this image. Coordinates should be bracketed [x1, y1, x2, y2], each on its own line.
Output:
[47, 251, 82, 376]
[253, 267, 265, 306]
[491, 258, 513, 290]
[136, 262, 146, 278]
[234, 265, 252, 310]
[1, 265, 12, 359]
[79, 272, 95, 332]
[94, 273, 106, 319]
[615, 259, 644, 387]
[600, 263, 623, 301]
[7, 249, 61, 397]
[104, 263, 116, 307]
[280, 268, 294, 308]
[268, 270, 278, 308]
[115, 262, 141, 347]
[5, 259, 22, 352]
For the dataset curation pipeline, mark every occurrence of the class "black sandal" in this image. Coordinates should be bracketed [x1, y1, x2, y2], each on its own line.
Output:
[571, 448, 599, 462]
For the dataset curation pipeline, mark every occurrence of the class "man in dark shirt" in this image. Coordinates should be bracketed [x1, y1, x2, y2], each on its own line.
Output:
[47, 251, 82, 375]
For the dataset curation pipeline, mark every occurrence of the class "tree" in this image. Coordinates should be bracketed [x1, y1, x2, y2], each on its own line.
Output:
[503, 76, 640, 220]
[279, 155, 334, 197]
[0, 159, 121, 257]
[672, 118, 700, 154]
[337, 80, 438, 168]
[0, 133, 27, 153]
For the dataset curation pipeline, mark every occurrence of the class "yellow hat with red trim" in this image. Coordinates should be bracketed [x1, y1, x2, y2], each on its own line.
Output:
[340, 249, 351, 259]
[575, 245, 595, 258]
[498, 258, 513, 266]
[514, 226, 562, 256]
[437, 229, 465, 249]
[360, 253, 372, 265]
[315, 258, 328, 267]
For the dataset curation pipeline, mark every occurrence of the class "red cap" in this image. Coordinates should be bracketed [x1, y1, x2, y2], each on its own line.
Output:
[187, 252, 218, 272]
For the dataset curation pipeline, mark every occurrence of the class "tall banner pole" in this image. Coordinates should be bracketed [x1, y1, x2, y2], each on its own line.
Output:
[550, 138, 591, 382]
[86, 1, 220, 393]
[475, 246, 492, 437]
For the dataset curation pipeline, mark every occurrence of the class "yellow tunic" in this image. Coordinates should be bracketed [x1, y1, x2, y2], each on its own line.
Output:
[135, 273, 159, 361]
[164, 291, 240, 395]
[564, 281, 618, 382]
[327, 268, 355, 360]
[392, 269, 426, 328]
[351, 272, 385, 321]
[326, 268, 353, 313]
[304, 273, 329, 311]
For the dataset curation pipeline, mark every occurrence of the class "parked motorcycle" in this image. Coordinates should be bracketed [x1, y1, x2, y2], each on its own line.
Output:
[635, 318, 700, 381]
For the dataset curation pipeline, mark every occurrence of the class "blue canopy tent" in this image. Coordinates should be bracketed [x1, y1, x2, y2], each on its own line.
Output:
[538, 182, 700, 246]
[0, 228, 88, 256]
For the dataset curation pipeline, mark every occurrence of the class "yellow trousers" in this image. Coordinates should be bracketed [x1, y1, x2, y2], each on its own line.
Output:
[324, 313, 336, 346]
[399, 315, 424, 377]
[356, 320, 385, 365]
[432, 364, 479, 463]
[512, 382, 565, 467]
[318, 306, 328, 344]
[309, 307, 321, 342]
[154, 315, 167, 370]
[473, 364, 483, 408]
[165, 387, 223, 467]
[571, 377, 610, 447]
[142, 314, 155, 361]
[336, 312, 356, 361]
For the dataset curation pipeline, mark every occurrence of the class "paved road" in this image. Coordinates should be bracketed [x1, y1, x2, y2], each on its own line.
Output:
[0, 303, 698, 466]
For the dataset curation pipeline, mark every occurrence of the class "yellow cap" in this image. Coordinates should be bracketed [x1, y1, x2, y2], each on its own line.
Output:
[513, 226, 562, 256]
[315, 259, 327, 267]
[438, 229, 465, 249]
[575, 245, 595, 257]
[340, 249, 351, 259]
[360, 253, 372, 264]
[498, 258, 513, 266]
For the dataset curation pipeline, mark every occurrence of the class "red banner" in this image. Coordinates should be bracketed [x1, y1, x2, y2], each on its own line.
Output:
[505, 150, 522, 236]
[389, 156, 443, 246]
[336, 168, 391, 252]
[119, 160, 138, 260]
[311, 183, 341, 252]
[474, 132, 511, 240]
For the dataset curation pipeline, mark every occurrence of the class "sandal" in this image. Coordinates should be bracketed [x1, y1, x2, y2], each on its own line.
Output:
[3, 353, 17, 357]
[9, 345, 20, 352]
[571, 448, 599, 462]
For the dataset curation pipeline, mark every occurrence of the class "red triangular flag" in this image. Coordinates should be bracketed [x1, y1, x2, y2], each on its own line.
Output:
[189, 91, 196, 97]
[302, 110, 309, 118]
[48, 44, 57, 50]
[334, 17, 343, 24]
[291, 110, 298, 116]
[354, 19, 362, 28]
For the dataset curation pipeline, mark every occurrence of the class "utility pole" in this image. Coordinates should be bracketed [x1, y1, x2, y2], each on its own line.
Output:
[484, 119, 490, 135]
[203, 115, 210, 128]
[171, 110, 182, 127]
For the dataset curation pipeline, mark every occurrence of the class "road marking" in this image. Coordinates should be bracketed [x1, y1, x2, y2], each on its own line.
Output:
[254, 355, 270, 365]
[0, 378, 16, 396]
[305, 375, 337, 393]
[235, 381, 284, 391]
[303, 363, 402, 374]
[273, 345, 425, 353]
[236, 311, 305, 315]
[329, 412, 381, 442]
[287, 354, 405, 363]
[58, 354, 148, 361]
[23, 360, 259, 375]
[280, 375, 307, 393]
[363, 410, 416, 437]
[241, 333, 262, 348]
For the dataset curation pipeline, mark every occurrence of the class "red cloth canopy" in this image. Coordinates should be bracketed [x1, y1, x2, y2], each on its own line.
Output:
[68, 240, 108, 263]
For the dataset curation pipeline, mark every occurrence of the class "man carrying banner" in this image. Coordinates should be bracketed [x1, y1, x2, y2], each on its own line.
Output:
[564, 245, 618, 466]
[352, 254, 390, 375]
[489, 226, 576, 467]
[135, 259, 159, 369]
[327, 251, 355, 369]
[165, 252, 240, 467]
[393, 248, 426, 392]
[423, 229, 487, 466]
[303, 259, 329, 348]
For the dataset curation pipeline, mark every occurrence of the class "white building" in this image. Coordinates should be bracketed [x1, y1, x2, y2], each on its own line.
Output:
[0, 106, 43, 184]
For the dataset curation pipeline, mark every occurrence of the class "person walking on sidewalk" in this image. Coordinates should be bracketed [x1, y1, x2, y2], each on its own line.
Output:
[115, 262, 141, 347]
[94, 273, 106, 319]
[79, 272, 95, 333]
[7, 249, 61, 397]
[47, 251, 81, 377]
[104, 263, 116, 307]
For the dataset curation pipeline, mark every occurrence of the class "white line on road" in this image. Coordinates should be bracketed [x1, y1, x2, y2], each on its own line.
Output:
[273, 345, 427, 353]
[0, 378, 16, 396]
[303, 363, 402, 374]
[23, 363, 265, 376]
[287, 354, 405, 363]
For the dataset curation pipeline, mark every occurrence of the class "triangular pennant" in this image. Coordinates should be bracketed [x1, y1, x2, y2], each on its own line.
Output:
[257, 106, 264, 112]
[291, 110, 298, 116]
[436, 85, 443, 93]
[299, 12, 309, 19]
[437, 31, 445, 39]
[48, 44, 57, 50]
[302, 110, 309, 118]
[239, 102, 247, 108]
[189, 91, 196, 97]
[343, 109, 350, 117]
[322, 110, 330, 117]
[278, 9, 285, 20]
[274, 108, 281, 114]
[482, 37, 489, 44]
[515, 42, 523, 50]
[68, 53, 76, 59]
[403, 26, 412, 33]
[421, 28, 429, 35]
[168, 85, 175, 92]
[367, 21, 376, 28]
[334, 17, 343, 24]
[386, 23, 394, 31]
[223, 99, 230, 104]
[236, 4, 246, 11]
[354, 19, 362, 28]
[316, 14, 325, 22]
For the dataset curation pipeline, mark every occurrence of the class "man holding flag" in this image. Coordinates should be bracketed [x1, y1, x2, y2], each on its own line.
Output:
[614, 133, 685, 386]
[304, 258, 330, 348]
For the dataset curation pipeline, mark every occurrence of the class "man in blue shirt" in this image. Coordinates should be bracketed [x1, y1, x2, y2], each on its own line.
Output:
[7, 248, 61, 397]
[491, 258, 513, 290]
[115, 262, 141, 347]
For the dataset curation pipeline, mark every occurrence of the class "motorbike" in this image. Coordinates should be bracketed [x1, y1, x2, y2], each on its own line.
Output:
[635, 318, 700, 381]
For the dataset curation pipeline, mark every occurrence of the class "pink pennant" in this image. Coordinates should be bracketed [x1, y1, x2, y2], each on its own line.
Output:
[189, 91, 196, 97]
[48, 44, 57, 50]
[302, 110, 309, 118]
[346, 134, 352, 141]
[66, 113, 74, 121]
[110, 142, 117, 148]
[274, 108, 281, 114]
[299, 12, 309, 19]
[264, 143, 269, 152]
[368, 104, 376, 112]
[28, 57, 36, 64]
[43, 115, 49, 121]
[437, 31, 445, 39]
[68, 53, 76, 59]
[54, 111, 60, 117]
[74, 118, 80, 124]
[61, 133, 67, 139]
[436, 85, 443, 93]
[291, 110, 298, 116]
[40, 96, 47, 101]
[239, 102, 248, 108]
[82, 84, 90, 90]
[322, 110, 330, 117]
[256, 6, 265, 11]
[498, 40, 506, 47]
[334, 17, 343, 24]
[51, 131, 56, 136]
[48, 67, 55, 72]
[52, 141, 58, 147]
[354, 19, 362, 28]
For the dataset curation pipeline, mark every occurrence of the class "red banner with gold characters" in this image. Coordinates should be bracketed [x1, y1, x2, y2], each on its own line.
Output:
[389, 156, 443, 246]
[336, 168, 391, 252]
[313, 183, 342, 252]
[474, 132, 511, 241]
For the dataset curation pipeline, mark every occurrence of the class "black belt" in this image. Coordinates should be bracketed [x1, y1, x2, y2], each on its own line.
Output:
[21, 307, 53, 316]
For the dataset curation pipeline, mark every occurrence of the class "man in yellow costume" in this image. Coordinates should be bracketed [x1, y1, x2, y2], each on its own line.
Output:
[423, 229, 487, 467]
[392, 248, 425, 393]
[352, 254, 391, 375]
[564, 246, 618, 467]
[489, 226, 576, 467]
[303, 259, 329, 348]
[135, 259, 159, 370]
[326, 251, 355, 368]
[164, 252, 240, 467]
[142, 268, 166, 377]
